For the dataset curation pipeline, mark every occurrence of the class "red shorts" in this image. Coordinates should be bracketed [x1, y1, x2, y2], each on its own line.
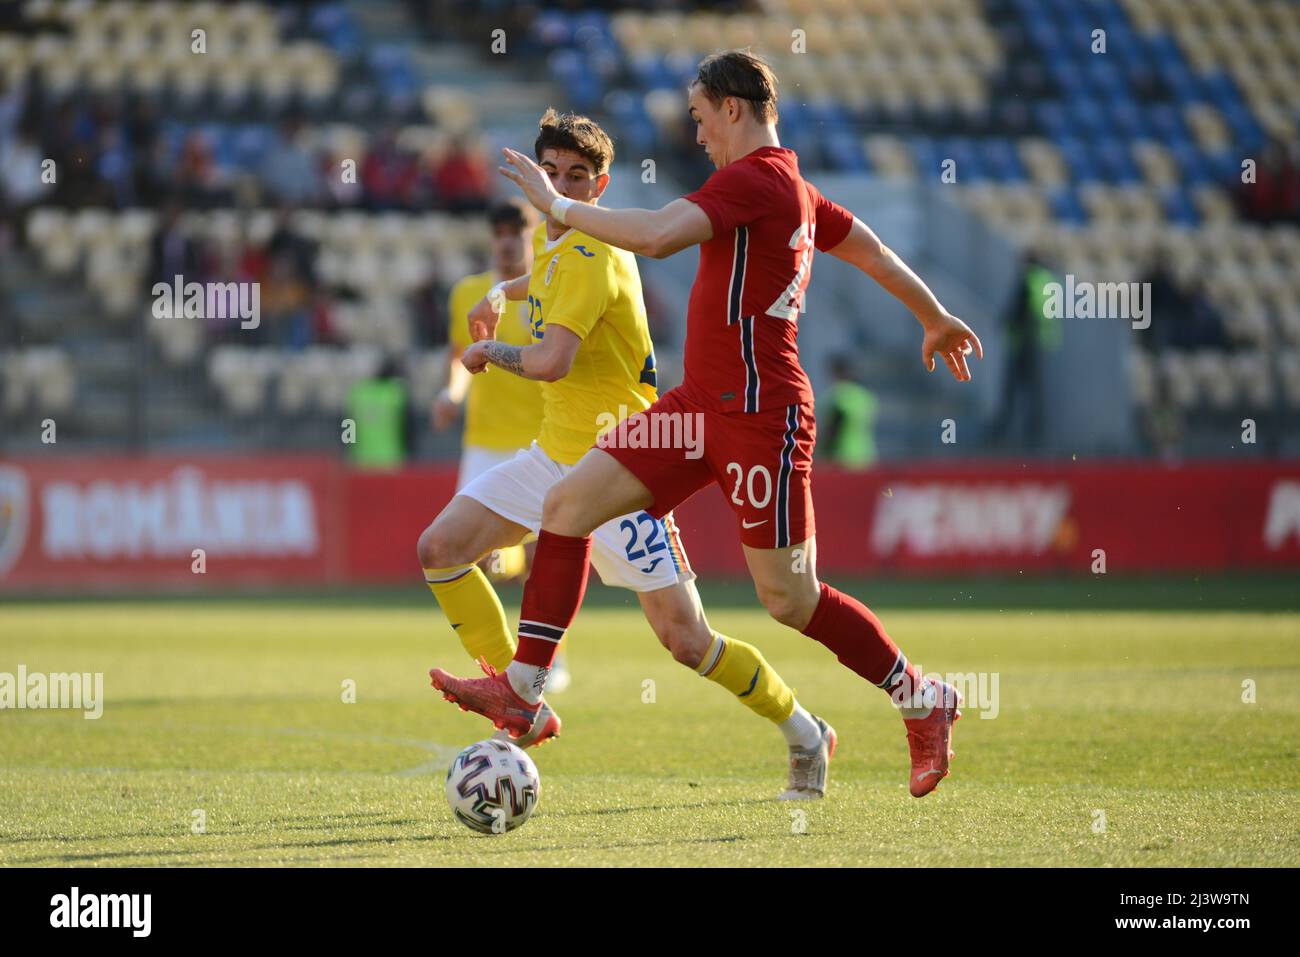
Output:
[596, 387, 816, 549]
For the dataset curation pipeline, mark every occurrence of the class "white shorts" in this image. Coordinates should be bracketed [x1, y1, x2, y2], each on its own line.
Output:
[457, 442, 694, 593]
[457, 445, 519, 491]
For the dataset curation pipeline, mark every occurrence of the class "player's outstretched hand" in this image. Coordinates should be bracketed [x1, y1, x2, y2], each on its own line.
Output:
[468, 295, 500, 342]
[921, 312, 983, 382]
[499, 147, 560, 216]
[461, 341, 492, 375]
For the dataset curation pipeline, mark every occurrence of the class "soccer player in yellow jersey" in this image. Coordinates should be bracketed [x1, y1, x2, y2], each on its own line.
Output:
[435, 200, 542, 586]
[418, 110, 836, 799]
[437, 200, 577, 689]
[437, 199, 543, 487]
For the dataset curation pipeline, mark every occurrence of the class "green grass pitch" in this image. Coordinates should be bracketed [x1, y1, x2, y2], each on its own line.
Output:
[1, 587, 1297, 867]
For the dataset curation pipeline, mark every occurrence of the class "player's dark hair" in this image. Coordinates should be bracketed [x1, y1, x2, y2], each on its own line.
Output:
[693, 49, 779, 124]
[534, 108, 614, 176]
[487, 197, 536, 230]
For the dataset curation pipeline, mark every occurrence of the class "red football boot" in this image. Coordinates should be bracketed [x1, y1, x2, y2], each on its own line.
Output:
[903, 679, 962, 797]
[429, 658, 541, 740]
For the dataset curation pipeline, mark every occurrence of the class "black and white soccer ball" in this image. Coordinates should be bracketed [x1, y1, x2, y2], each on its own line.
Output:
[445, 738, 541, 834]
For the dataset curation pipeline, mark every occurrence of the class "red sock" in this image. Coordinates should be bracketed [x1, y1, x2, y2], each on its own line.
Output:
[800, 582, 922, 699]
[514, 530, 592, 668]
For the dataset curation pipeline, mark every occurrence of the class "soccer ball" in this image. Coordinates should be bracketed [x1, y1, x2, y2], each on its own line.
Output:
[445, 739, 541, 834]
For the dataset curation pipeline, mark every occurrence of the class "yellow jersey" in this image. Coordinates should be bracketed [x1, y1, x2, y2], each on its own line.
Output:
[448, 270, 545, 452]
[527, 224, 658, 465]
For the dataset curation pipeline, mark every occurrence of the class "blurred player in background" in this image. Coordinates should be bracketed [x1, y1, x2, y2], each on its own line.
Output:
[435, 50, 983, 799]
[432, 198, 570, 690]
[822, 356, 878, 469]
[425, 109, 836, 798]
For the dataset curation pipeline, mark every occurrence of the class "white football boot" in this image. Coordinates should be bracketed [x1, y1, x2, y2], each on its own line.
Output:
[777, 714, 837, 800]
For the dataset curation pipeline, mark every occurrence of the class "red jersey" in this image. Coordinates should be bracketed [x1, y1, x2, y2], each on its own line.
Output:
[679, 146, 855, 414]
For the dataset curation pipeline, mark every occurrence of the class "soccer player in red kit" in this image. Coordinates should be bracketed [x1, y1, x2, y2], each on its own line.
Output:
[431, 50, 984, 797]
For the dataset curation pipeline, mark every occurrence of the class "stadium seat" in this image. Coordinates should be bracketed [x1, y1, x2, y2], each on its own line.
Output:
[1230, 351, 1275, 410]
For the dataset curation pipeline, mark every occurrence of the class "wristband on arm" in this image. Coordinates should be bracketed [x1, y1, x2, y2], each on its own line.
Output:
[549, 196, 574, 225]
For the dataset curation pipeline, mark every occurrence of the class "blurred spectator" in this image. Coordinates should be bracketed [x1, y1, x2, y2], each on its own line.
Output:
[45, 101, 101, 206]
[0, 126, 52, 209]
[1236, 140, 1300, 225]
[266, 205, 317, 283]
[346, 359, 411, 468]
[1142, 399, 1184, 463]
[135, 132, 175, 204]
[260, 254, 314, 348]
[246, 207, 318, 348]
[96, 125, 135, 207]
[434, 137, 491, 212]
[1140, 253, 1226, 352]
[361, 128, 420, 210]
[175, 131, 228, 207]
[822, 357, 878, 469]
[990, 252, 1062, 449]
[148, 200, 203, 285]
[260, 118, 322, 205]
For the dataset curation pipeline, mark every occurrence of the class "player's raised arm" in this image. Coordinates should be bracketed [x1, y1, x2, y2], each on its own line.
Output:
[826, 217, 984, 382]
[499, 148, 712, 259]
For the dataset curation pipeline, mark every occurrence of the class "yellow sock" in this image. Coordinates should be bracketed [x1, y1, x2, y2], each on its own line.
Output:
[424, 564, 516, 671]
[487, 544, 527, 581]
[697, 632, 795, 723]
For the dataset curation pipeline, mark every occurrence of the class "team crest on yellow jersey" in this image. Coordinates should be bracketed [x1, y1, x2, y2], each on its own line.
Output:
[545, 254, 560, 286]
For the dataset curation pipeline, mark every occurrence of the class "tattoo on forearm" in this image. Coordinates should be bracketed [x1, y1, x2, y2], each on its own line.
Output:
[484, 341, 526, 376]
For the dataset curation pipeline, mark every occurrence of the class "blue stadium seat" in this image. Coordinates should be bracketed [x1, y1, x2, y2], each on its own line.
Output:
[1107, 99, 1145, 139]
[1067, 96, 1109, 137]
[1168, 140, 1213, 185]
[1046, 185, 1088, 224]
[1036, 101, 1072, 140]
[1055, 137, 1100, 184]
[548, 49, 601, 111]
[910, 136, 943, 181]
[1161, 186, 1200, 226]
[1095, 138, 1142, 184]
[532, 11, 575, 49]
[309, 5, 359, 58]
[235, 125, 275, 170]
[982, 140, 1026, 182]
[826, 131, 868, 173]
